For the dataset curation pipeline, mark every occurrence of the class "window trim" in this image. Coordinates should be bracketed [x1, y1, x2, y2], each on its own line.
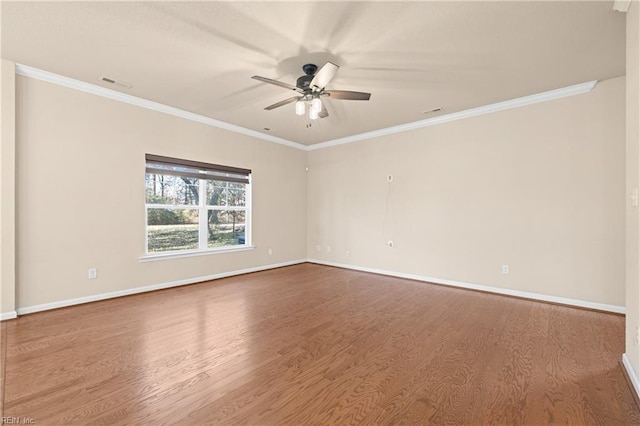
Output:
[144, 154, 252, 256]
[139, 245, 255, 262]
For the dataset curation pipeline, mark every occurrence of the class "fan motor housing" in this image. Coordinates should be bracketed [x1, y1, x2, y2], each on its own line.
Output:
[296, 74, 314, 90]
[297, 63, 318, 91]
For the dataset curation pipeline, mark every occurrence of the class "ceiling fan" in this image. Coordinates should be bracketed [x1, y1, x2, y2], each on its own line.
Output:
[252, 62, 371, 120]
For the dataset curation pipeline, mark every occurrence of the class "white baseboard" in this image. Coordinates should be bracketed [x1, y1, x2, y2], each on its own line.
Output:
[1, 311, 17, 321]
[16, 259, 307, 316]
[623, 353, 640, 400]
[13, 258, 626, 316]
[307, 259, 625, 314]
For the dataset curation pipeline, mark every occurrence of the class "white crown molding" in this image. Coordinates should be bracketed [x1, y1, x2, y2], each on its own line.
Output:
[14, 64, 306, 151]
[307, 258, 625, 314]
[15, 64, 597, 153]
[307, 80, 598, 151]
[1, 311, 17, 321]
[16, 259, 306, 315]
[613, 0, 632, 13]
[623, 353, 640, 400]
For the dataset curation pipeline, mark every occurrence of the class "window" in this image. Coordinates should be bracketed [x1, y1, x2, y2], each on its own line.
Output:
[144, 154, 251, 255]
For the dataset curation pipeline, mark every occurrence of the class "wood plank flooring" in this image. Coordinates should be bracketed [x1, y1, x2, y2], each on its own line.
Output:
[1, 263, 639, 425]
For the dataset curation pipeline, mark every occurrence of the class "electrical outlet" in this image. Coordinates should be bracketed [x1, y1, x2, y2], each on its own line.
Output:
[388, 240, 394, 248]
[326, 246, 331, 253]
[346, 250, 351, 257]
[268, 248, 273, 256]
[387, 175, 394, 183]
[633, 188, 639, 207]
[88, 268, 98, 280]
[501, 264, 509, 274]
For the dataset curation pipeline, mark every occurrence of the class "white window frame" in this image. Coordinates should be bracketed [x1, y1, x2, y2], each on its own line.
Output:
[141, 157, 253, 261]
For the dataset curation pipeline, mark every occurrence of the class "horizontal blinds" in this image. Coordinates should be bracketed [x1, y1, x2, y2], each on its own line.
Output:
[145, 154, 251, 184]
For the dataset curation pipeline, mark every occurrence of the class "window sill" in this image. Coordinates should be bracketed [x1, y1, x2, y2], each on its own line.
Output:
[139, 245, 255, 262]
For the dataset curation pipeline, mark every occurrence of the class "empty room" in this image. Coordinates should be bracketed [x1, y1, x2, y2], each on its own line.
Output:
[1, 1, 640, 424]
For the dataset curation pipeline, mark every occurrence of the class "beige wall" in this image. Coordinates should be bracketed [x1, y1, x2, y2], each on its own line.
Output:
[14, 75, 307, 309]
[626, 2, 640, 378]
[4, 64, 628, 314]
[308, 77, 626, 306]
[1, 59, 16, 315]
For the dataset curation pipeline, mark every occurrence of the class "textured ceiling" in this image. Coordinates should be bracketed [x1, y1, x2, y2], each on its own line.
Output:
[1, 1, 626, 145]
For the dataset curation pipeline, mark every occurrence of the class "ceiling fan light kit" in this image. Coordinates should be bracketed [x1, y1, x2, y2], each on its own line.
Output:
[294, 94, 323, 120]
[252, 62, 371, 122]
[309, 105, 320, 120]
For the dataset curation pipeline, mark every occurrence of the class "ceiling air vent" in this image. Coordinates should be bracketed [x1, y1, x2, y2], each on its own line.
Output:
[98, 76, 132, 89]
[423, 107, 442, 115]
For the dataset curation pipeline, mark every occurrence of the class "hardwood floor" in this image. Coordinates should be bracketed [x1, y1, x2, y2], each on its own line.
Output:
[2, 263, 639, 425]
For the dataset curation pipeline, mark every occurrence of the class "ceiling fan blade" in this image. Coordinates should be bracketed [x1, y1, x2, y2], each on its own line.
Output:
[264, 96, 299, 110]
[319, 100, 329, 119]
[325, 90, 371, 101]
[310, 62, 339, 90]
[252, 75, 302, 92]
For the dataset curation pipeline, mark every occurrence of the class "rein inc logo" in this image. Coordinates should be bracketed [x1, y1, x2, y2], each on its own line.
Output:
[1, 418, 34, 425]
